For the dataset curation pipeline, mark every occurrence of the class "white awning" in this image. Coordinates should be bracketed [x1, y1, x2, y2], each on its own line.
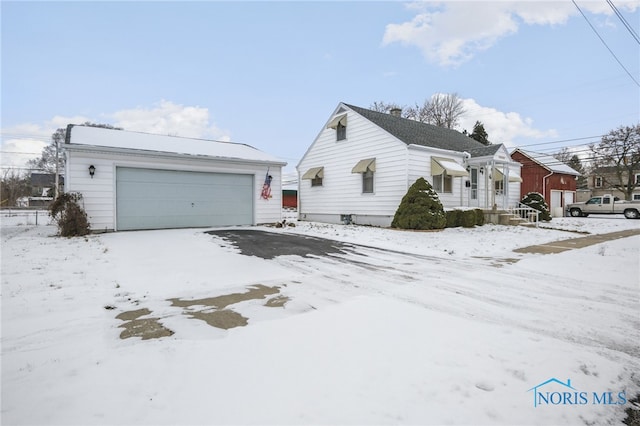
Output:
[326, 113, 347, 129]
[351, 158, 376, 173]
[431, 157, 469, 177]
[301, 167, 324, 180]
[493, 167, 522, 182]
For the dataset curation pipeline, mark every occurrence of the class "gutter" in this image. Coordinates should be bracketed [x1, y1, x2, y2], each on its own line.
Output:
[64, 143, 288, 167]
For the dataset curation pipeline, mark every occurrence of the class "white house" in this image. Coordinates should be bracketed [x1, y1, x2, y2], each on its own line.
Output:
[297, 103, 522, 227]
[64, 125, 286, 232]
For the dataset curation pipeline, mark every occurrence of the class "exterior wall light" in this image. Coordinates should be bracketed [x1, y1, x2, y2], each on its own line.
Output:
[89, 165, 96, 178]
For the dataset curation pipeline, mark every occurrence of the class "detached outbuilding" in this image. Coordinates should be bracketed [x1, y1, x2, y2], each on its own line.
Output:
[511, 148, 581, 217]
[64, 125, 285, 232]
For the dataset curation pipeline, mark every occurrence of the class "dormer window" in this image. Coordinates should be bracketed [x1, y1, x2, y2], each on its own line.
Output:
[327, 113, 347, 141]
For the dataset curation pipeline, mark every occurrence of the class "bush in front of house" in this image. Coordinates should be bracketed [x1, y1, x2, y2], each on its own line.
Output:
[392, 177, 446, 230]
[521, 192, 551, 221]
[445, 208, 485, 228]
[460, 210, 477, 227]
[50, 192, 91, 237]
[445, 210, 461, 228]
[474, 208, 485, 226]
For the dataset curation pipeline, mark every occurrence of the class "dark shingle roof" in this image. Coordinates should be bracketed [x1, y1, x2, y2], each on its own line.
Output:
[345, 104, 491, 156]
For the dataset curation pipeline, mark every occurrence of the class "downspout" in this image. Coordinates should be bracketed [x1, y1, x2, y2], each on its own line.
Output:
[296, 168, 301, 221]
[542, 171, 554, 206]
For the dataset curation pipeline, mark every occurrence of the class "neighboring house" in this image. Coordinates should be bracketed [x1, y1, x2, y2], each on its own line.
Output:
[64, 124, 286, 232]
[297, 103, 522, 227]
[28, 173, 65, 207]
[511, 149, 581, 217]
[282, 173, 298, 208]
[587, 166, 640, 201]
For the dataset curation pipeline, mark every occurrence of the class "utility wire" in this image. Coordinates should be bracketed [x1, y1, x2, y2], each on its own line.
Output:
[607, 0, 640, 45]
[572, 0, 640, 87]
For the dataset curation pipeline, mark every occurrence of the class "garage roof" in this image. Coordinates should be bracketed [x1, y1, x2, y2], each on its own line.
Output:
[65, 124, 286, 165]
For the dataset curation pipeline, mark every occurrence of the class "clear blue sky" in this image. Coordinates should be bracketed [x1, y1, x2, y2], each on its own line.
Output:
[2, 1, 638, 173]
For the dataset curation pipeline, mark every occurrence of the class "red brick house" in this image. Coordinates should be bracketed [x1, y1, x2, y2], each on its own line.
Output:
[511, 149, 581, 217]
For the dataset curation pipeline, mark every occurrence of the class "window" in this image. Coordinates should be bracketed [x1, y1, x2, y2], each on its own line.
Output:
[362, 170, 374, 193]
[586, 197, 602, 205]
[635, 174, 640, 185]
[495, 179, 504, 195]
[352, 158, 376, 193]
[433, 173, 452, 193]
[336, 122, 346, 141]
[302, 167, 324, 187]
[327, 113, 347, 141]
[633, 194, 640, 201]
[595, 176, 603, 188]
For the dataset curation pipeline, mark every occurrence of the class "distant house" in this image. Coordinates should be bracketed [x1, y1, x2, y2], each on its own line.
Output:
[297, 103, 522, 227]
[28, 173, 64, 207]
[282, 173, 298, 209]
[511, 149, 581, 217]
[587, 166, 640, 201]
[64, 124, 286, 232]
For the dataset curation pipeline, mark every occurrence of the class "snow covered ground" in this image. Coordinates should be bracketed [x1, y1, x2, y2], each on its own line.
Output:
[1, 213, 639, 425]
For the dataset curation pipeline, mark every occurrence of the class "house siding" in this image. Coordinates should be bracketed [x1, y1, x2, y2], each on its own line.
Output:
[407, 147, 468, 207]
[298, 110, 408, 226]
[66, 148, 282, 231]
[512, 150, 576, 214]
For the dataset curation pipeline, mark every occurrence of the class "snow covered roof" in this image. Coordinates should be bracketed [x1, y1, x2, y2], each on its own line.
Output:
[65, 125, 286, 165]
[512, 149, 581, 176]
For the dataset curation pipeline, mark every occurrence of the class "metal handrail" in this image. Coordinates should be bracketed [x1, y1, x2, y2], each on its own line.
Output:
[508, 203, 540, 227]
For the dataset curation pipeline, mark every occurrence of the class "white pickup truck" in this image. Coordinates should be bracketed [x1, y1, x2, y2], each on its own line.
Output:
[567, 194, 640, 219]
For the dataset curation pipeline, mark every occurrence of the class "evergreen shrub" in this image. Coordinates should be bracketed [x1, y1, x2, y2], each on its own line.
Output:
[474, 209, 485, 226]
[391, 178, 446, 230]
[521, 192, 551, 221]
[460, 210, 477, 227]
[445, 210, 461, 228]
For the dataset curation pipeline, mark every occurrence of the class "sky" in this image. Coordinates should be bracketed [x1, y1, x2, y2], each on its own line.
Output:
[2, 1, 639, 175]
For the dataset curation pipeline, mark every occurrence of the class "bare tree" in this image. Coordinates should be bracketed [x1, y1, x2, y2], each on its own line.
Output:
[589, 124, 640, 200]
[369, 101, 406, 115]
[553, 147, 573, 165]
[1, 168, 30, 207]
[402, 93, 465, 129]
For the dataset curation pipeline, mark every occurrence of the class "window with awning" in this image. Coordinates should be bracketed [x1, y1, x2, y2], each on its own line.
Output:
[493, 167, 522, 182]
[352, 158, 376, 194]
[326, 114, 347, 129]
[302, 167, 324, 187]
[431, 157, 469, 177]
[351, 158, 376, 173]
[327, 114, 347, 141]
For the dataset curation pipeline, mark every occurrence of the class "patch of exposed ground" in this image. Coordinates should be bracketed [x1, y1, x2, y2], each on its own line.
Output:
[116, 308, 174, 340]
[168, 284, 279, 309]
[168, 284, 286, 330]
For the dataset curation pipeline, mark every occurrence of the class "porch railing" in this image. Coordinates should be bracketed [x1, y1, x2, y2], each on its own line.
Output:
[508, 203, 539, 227]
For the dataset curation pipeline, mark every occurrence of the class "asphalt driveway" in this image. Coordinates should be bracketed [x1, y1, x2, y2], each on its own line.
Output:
[206, 229, 353, 259]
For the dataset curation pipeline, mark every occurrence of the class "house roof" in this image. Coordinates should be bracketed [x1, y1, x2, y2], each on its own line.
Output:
[512, 148, 581, 176]
[65, 124, 286, 165]
[344, 104, 492, 156]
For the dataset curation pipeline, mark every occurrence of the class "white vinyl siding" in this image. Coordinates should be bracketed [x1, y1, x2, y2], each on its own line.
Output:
[298, 110, 407, 225]
[407, 147, 467, 208]
[65, 148, 282, 231]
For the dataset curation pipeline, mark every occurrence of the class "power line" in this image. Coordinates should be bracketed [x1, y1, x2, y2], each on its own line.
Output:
[572, 0, 640, 87]
[607, 0, 640, 45]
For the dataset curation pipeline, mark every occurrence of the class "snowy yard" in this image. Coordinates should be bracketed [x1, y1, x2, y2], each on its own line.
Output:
[1, 213, 639, 425]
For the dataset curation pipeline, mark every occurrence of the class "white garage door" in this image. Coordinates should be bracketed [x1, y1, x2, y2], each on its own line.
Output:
[116, 167, 254, 231]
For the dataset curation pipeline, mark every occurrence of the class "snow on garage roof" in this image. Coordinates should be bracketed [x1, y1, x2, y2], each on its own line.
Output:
[512, 148, 581, 176]
[65, 124, 286, 165]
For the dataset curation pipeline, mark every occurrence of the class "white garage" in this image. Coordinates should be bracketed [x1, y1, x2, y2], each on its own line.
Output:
[64, 125, 285, 232]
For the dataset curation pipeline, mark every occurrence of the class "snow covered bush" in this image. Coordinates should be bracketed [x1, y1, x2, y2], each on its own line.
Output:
[392, 177, 446, 230]
[521, 192, 551, 222]
[50, 192, 90, 237]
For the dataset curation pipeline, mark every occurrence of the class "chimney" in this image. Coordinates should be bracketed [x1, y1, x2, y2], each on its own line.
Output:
[389, 108, 402, 117]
